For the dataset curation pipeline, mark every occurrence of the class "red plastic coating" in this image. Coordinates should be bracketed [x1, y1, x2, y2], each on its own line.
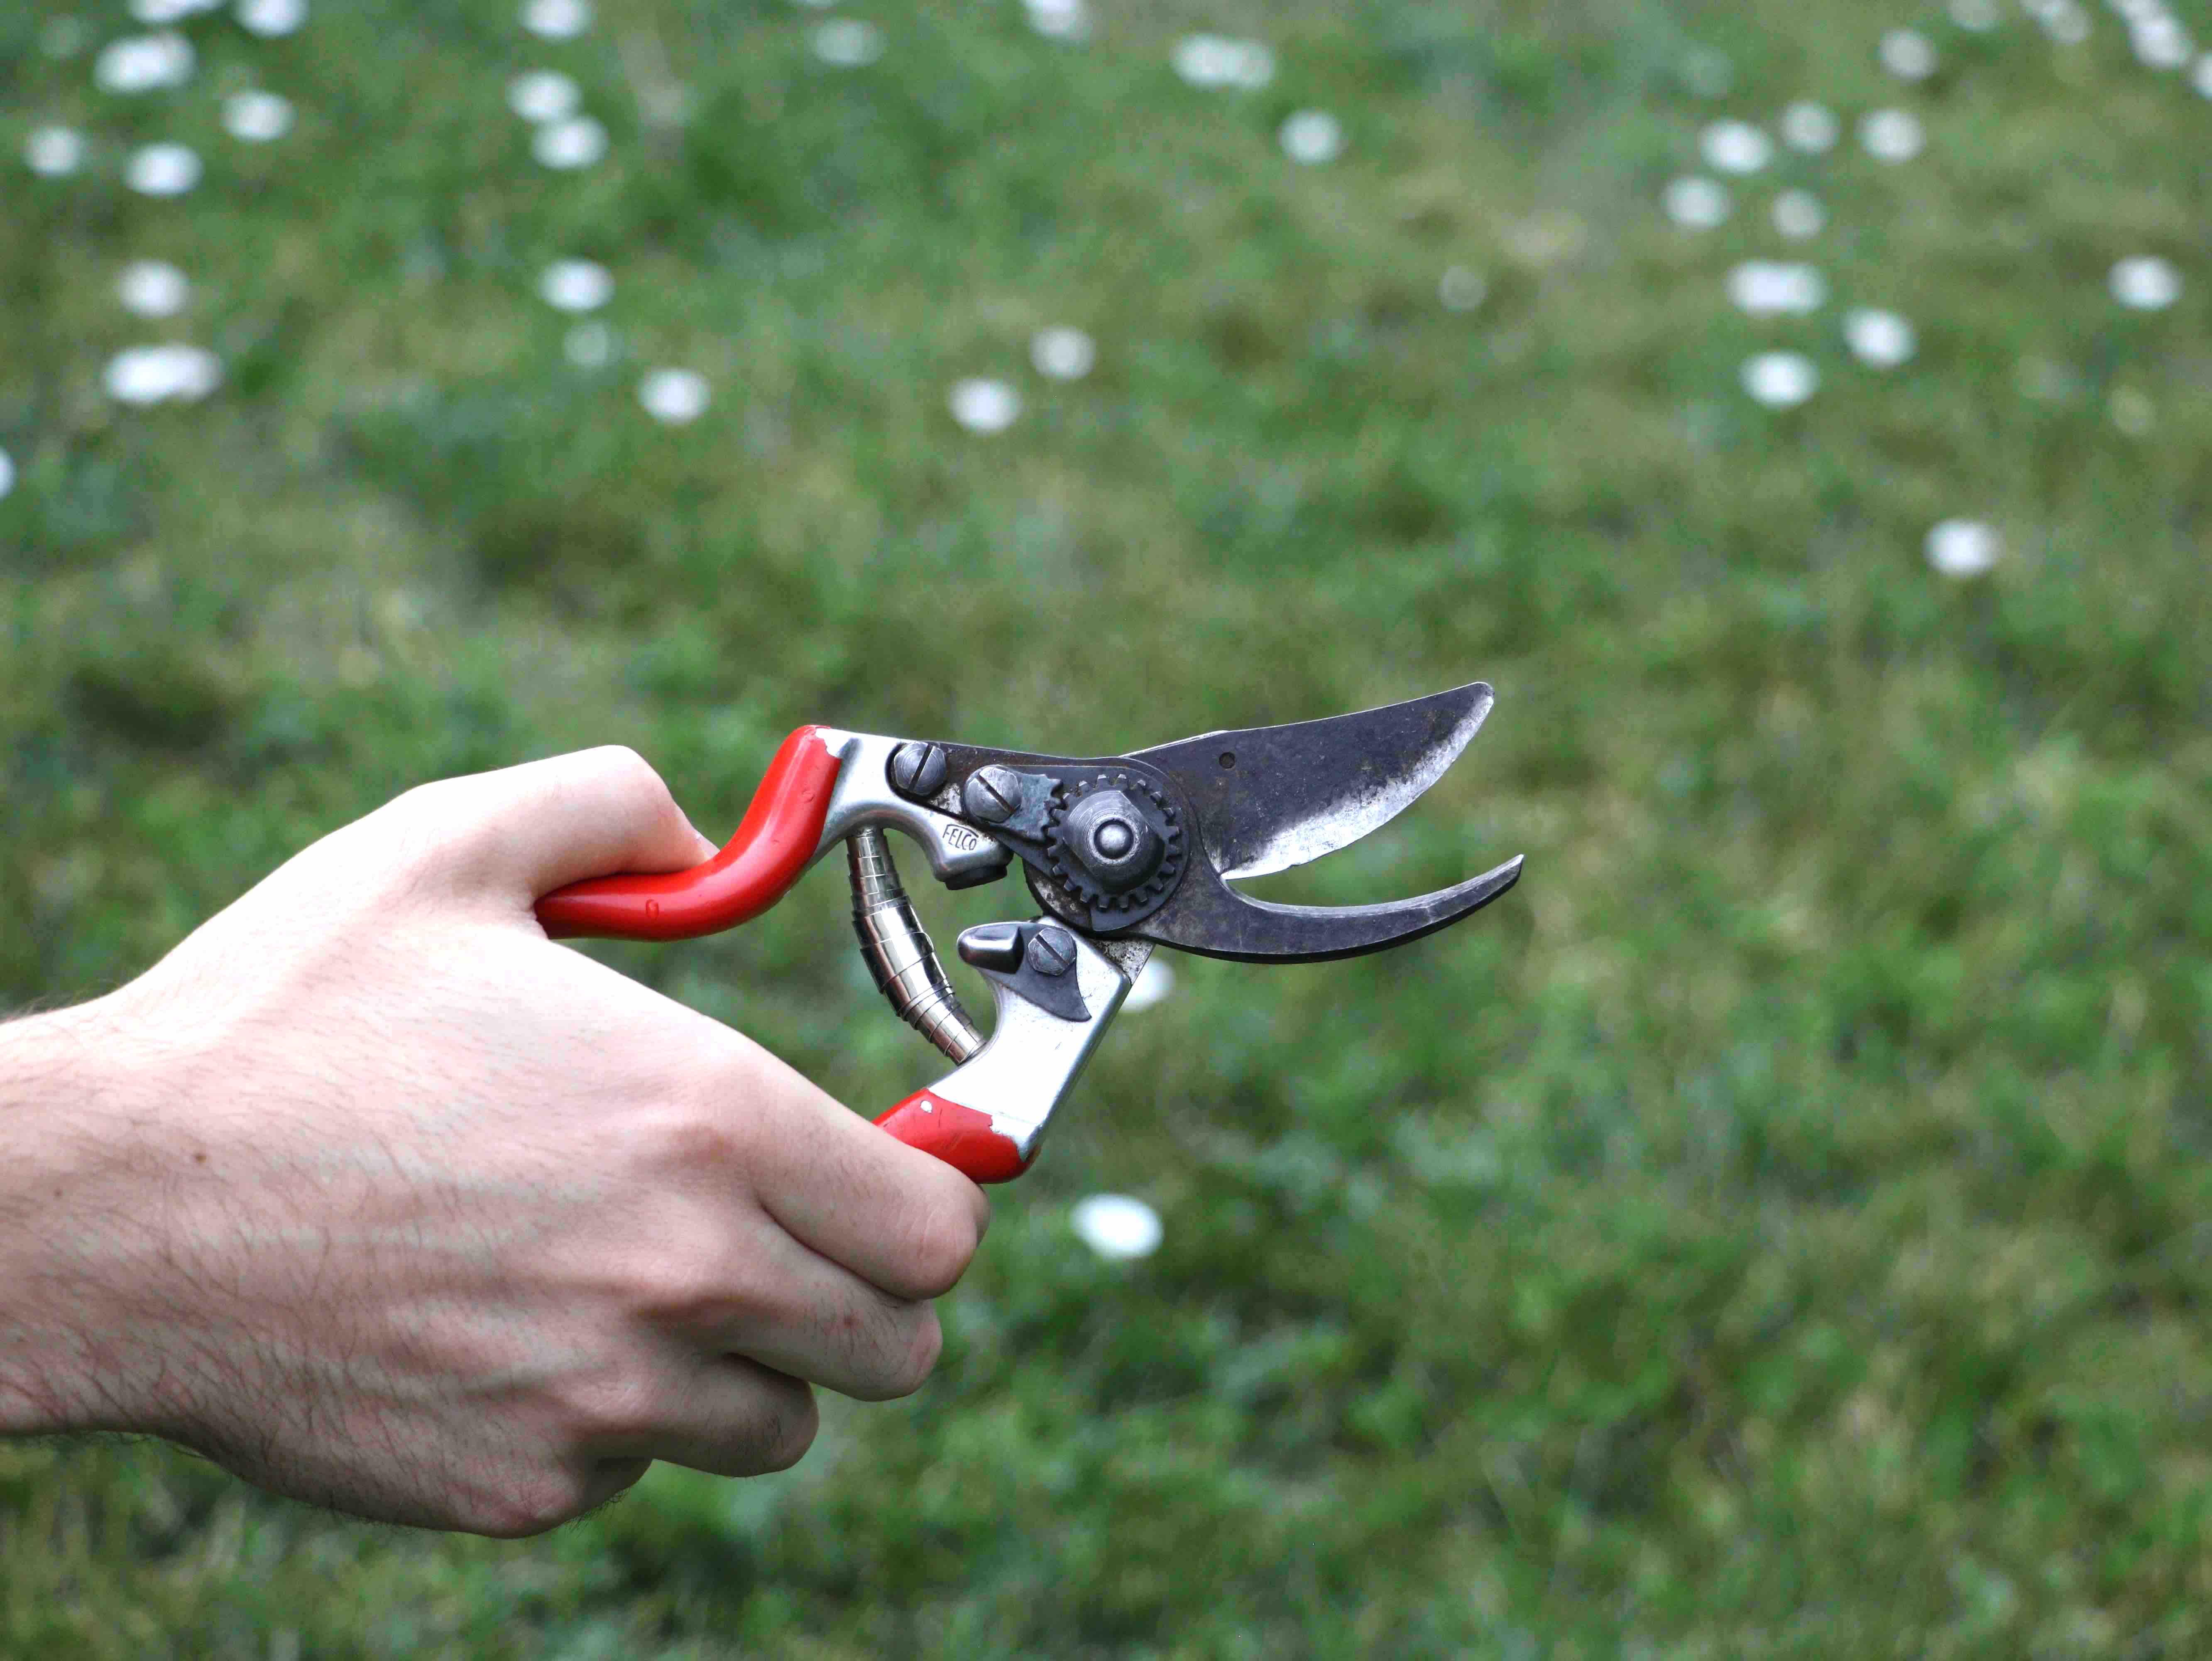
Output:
[535, 727, 842, 941]
[874, 1090, 1031, 1185]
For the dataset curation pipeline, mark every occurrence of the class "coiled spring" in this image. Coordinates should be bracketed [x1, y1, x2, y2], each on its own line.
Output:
[847, 827, 985, 1064]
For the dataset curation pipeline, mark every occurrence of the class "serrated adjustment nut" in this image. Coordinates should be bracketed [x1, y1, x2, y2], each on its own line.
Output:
[1059, 787, 1165, 895]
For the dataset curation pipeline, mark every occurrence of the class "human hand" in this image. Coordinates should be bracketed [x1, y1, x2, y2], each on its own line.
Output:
[0, 748, 987, 1536]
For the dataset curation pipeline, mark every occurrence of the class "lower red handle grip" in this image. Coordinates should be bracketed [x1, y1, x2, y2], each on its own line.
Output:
[874, 1090, 1032, 1185]
[536, 727, 842, 941]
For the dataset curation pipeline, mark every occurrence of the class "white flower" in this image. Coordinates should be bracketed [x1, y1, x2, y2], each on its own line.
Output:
[521, 0, 591, 39]
[1772, 189, 1824, 240]
[104, 343, 223, 405]
[237, 0, 307, 35]
[132, 0, 224, 23]
[1779, 101, 1838, 153]
[949, 378, 1020, 433]
[1071, 1194, 1162, 1261]
[1948, 0, 2001, 30]
[1925, 519, 1999, 578]
[639, 368, 709, 424]
[1740, 352, 1818, 408]
[1171, 34, 1274, 90]
[0, 448, 15, 501]
[1700, 119, 1772, 174]
[2110, 255, 2180, 310]
[125, 143, 202, 196]
[1030, 326, 1096, 380]
[1024, 0, 1089, 40]
[25, 127, 87, 178]
[117, 261, 191, 318]
[1662, 176, 1730, 230]
[1727, 261, 1827, 317]
[223, 90, 294, 142]
[1279, 110, 1343, 166]
[2038, 4, 2090, 45]
[1843, 309, 1916, 368]
[811, 19, 884, 66]
[539, 259, 614, 312]
[1859, 108, 1924, 163]
[1880, 28, 1938, 80]
[2131, 17, 2192, 68]
[2194, 54, 2212, 97]
[1438, 266, 1487, 312]
[533, 116, 607, 169]
[507, 70, 580, 122]
[95, 32, 195, 94]
[1121, 959, 1175, 1014]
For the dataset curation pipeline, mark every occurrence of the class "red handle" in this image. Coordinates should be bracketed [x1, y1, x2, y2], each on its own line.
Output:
[537, 727, 1033, 1184]
[873, 1090, 1032, 1184]
[536, 727, 843, 941]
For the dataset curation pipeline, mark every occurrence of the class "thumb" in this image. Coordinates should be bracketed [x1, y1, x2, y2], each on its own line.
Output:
[427, 746, 719, 902]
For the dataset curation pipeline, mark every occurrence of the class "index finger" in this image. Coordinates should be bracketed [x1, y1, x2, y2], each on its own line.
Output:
[721, 1031, 992, 1302]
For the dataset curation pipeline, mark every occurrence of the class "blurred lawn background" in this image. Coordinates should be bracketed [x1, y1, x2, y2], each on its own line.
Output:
[5, 0, 2212, 1653]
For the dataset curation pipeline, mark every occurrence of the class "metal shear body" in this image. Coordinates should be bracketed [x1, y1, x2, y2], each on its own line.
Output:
[537, 683, 1523, 1183]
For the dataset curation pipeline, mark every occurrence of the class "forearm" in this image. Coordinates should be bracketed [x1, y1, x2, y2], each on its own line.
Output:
[0, 998, 154, 1437]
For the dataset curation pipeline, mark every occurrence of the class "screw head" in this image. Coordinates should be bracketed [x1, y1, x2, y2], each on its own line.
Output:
[888, 742, 947, 799]
[1027, 926, 1077, 977]
[962, 765, 1023, 825]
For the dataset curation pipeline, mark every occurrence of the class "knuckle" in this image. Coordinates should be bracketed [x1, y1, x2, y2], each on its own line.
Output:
[625, 1245, 739, 1333]
[749, 1386, 819, 1475]
[466, 1471, 592, 1539]
[557, 1370, 668, 1444]
[884, 1308, 945, 1399]
[900, 1199, 982, 1299]
[831, 1299, 943, 1403]
[647, 1105, 744, 1179]
[582, 745, 672, 813]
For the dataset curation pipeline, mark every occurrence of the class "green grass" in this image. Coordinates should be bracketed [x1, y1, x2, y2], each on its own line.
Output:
[5, 0, 2212, 1652]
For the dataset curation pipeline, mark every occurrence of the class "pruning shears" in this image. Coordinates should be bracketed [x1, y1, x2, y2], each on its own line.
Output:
[536, 683, 1524, 1183]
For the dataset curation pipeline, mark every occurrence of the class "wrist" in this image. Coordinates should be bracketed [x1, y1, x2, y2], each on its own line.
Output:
[0, 995, 162, 1436]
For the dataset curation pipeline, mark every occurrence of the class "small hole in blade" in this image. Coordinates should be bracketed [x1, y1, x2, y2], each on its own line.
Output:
[1219, 751, 1235, 768]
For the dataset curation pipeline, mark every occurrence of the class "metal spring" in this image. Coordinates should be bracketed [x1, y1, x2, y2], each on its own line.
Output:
[847, 827, 985, 1064]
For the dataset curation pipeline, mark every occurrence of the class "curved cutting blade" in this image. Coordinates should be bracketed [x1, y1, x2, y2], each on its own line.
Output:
[1136, 853, 1523, 964]
[1132, 681, 1495, 880]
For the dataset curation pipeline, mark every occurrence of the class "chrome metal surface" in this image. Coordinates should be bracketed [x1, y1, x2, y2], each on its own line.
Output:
[954, 921, 1089, 1021]
[926, 931, 1147, 1160]
[847, 829, 985, 1063]
[816, 728, 1013, 891]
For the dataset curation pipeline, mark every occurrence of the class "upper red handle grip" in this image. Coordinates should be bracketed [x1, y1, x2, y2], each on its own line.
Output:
[535, 726, 843, 941]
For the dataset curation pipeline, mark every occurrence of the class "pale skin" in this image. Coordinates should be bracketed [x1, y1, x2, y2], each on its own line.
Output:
[0, 747, 989, 1537]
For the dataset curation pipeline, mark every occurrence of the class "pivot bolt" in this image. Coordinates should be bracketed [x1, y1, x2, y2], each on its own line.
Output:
[963, 765, 1023, 825]
[887, 742, 948, 799]
[1059, 787, 1164, 894]
[1027, 926, 1077, 977]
